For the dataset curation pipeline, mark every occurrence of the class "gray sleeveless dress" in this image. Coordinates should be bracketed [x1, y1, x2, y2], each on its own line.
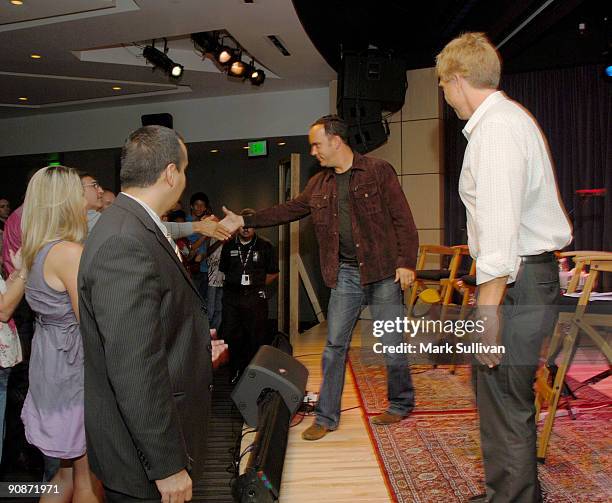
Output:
[21, 240, 85, 459]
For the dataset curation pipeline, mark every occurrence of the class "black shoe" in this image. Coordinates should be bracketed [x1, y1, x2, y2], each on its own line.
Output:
[467, 495, 488, 502]
[229, 370, 241, 385]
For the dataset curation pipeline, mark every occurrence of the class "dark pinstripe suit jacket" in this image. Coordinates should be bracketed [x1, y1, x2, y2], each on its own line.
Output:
[78, 193, 213, 498]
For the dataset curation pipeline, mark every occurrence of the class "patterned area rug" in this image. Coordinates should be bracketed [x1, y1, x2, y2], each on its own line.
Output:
[349, 349, 612, 502]
[366, 411, 612, 503]
[348, 349, 611, 414]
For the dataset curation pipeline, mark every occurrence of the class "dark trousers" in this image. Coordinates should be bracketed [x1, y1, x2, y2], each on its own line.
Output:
[474, 259, 559, 503]
[192, 272, 209, 305]
[222, 289, 269, 374]
[2, 298, 43, 472]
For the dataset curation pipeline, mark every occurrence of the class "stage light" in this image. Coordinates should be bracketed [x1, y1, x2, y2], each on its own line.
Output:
[18, 97, 28, 101]
[191, 32, 218, 55]
[30, 53, 42, 59]
[249, 68, 266, 86]
[216, 46, 234, 65]
[10, 1, 24, 5]
[170, 63, 183, 78]
[143, 45, 184, 80]
[228, 59, 249, 78]
[605, 65, 612, 78]
[112, 86, 122, 91]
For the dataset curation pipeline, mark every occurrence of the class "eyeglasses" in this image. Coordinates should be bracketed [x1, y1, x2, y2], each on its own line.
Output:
[82, 181, 100, 189]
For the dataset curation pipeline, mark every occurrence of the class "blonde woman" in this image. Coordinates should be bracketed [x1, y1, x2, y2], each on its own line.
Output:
[21, 166, 102, 502]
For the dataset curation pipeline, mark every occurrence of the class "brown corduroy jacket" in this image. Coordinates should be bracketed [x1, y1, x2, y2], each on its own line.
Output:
[243, 152, 418, 288]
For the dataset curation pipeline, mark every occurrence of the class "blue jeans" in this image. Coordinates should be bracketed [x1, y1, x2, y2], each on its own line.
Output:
[0, 367, 10, 463]
[315, 264, 415, 429]
[207, 286, 223, 331]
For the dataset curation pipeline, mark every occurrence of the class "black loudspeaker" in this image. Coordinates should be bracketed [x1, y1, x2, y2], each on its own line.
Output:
[338, 99, 390, 154]
[337, 50, 406, 154]
[338, 50, 407, 114]
[141, 113, 173, 129]
[231, 345, 308, 428]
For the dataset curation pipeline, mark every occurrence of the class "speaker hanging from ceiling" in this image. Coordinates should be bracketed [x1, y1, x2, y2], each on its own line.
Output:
[337, 50, 407, 154]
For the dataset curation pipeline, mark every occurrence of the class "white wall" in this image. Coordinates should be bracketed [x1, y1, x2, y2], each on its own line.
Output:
[0, 87, 330, 156]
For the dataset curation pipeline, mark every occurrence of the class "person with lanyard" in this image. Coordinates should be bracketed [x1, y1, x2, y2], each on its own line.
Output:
[219, 209, 279, 385]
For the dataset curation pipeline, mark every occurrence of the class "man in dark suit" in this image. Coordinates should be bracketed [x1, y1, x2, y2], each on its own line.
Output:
[79, 126, 228, 503]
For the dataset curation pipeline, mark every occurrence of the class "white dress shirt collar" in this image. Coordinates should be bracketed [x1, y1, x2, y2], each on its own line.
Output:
[462, 91, 505, 140]
[121, 192, 169, 238]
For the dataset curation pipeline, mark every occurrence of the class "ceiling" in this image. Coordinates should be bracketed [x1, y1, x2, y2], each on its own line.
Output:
[0, 0, 335, 118]
[294, 0, 610, 73]
[0, 0, 608, 119]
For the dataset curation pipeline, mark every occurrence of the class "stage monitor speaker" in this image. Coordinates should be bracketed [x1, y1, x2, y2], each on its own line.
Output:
[338, 50, 407, 113]
[141, 113, 173, 129]
[337, 99, 389, 154]
[231, 345, 308, 428]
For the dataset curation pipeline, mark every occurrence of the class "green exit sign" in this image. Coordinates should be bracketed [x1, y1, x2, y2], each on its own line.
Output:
[248, 140, 268, 157]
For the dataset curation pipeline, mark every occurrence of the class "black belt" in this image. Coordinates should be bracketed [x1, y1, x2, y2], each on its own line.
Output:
[520, 251, 555, 264]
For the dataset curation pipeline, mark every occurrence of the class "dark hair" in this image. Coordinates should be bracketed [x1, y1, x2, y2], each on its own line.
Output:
[168, 210, 187, 221]
[120, 126, 185, 189]
[190, 192, 210, 208]
[311, 114, 349, 145]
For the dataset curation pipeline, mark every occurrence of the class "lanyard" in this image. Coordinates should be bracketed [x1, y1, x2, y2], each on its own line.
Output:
[238, 236, 257, 274]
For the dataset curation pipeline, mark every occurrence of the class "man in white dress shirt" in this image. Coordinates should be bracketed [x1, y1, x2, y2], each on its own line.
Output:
[436, 33, 572, 503]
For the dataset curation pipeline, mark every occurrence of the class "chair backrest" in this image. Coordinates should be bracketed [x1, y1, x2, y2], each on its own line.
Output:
[416, 244, 462, 271]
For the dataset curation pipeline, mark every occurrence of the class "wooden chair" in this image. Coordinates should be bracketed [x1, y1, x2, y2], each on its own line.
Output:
[534, 252, 612, 462]
[407, 245, 465, 315]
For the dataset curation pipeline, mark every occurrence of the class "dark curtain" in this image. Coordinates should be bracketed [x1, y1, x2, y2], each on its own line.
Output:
[443, 64, 612, 253]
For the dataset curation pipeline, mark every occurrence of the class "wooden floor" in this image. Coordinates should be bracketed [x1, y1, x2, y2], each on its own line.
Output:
[240, 319, 611, 503]
[242, 320, 392, 503]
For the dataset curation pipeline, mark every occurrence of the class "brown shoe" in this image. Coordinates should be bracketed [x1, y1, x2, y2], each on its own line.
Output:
[370, 411, 407, 425]
[302, 422, 332, 441]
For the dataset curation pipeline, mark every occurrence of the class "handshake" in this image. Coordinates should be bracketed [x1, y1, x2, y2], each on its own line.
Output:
[190, 207, 246, 241]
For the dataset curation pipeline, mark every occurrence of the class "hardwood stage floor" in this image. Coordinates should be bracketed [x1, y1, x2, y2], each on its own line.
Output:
[242, 320, 392, 502]
[241, 320, 611, 503]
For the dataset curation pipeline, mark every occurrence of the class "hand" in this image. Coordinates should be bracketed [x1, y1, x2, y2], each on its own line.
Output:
[155, 469, 192, 503]
[473, 306, 503, 368]
[219, 206, 244, 235]
[394, 267, 415, 291]
[211, 339, 228, 369]
[10, 248, 23, 272]
[191, 219, 231, 241]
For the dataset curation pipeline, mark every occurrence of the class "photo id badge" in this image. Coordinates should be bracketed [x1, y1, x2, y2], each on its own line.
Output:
[241, 274, 251, 285]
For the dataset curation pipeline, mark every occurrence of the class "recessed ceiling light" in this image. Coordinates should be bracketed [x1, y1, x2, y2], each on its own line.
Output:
[10, 1, 24, 6]
[112, 86, 121, 91]
[277, 142, 286, 146]
[210, 149, 219, 153]
[18, 97, 28, 101]
[30, 54, 42, 59]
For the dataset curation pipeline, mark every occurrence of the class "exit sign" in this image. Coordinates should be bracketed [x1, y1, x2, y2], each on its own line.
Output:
[248, 140, 268, 157]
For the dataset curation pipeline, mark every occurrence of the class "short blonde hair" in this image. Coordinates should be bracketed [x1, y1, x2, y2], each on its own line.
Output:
[21, 166, 88, 270]
[435, 32, 501, 89]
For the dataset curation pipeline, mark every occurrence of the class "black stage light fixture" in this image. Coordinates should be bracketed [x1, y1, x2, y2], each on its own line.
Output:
[228, 58, 249, 78]
[143, 45, 183, 80]
[191, 31, 218, 55]
[215, 45, 235, 65]
[249, 67, 266, 86]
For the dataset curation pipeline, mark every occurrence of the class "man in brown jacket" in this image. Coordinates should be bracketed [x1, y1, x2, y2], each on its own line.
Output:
[221, 115, 419, 439]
